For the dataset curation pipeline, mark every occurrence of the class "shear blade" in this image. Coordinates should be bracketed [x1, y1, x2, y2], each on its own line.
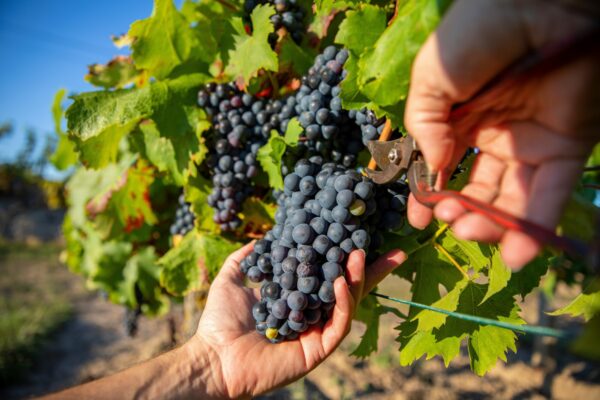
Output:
[366, 140, 397, 170]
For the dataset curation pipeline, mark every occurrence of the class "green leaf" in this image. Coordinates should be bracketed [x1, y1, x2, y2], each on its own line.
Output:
[122, 247, 170, 316]
[283, 117, 303, 147]
[185, 173, 220, 233]
[335, 4, 387, 55]
[181, 0, 239, 68]
[65, 154, 135, 227]
[481, 247, 511, 304]
[74, 120, 138, 168]
[129, 0, 213, 79]
[352, 295, 405, 358]
[394, 223, 536, 375]
[225, 4, 279, 84]
[49, 88, 78, 170]
[549, 280, 600, 321]
[400, 281, 524, 376]
[257, 130, 288, 190]
[85, 56, 140, 89]
[571, 314, 600, 360]
[159, 231, 203, 296]
[196, 232, 242, 281]
[279, 35, 316, 77]
[558, 192, 598, 242]
[66, 73, 207, 169]
[357, 0, 443, 106]
[414, 279, 469, 332]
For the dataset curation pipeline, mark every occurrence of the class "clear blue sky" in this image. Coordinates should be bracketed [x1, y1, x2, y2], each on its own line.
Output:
[0, 1, 162, 180]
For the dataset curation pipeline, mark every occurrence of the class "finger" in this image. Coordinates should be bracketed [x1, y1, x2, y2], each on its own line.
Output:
[407, 193, 433, 229]
[345, 250, 366, 302]
[452, 212, 504, 243]
[526, 159, 584, 228]
[321, 277, 354, 354]
[473, 122, 591, 165]
[498, 159, 584, 269]
[217, 241, 256, 283]
[500, 230, 541, 270]
[364, 250, 407, 295]
[435, 152, 505, 223]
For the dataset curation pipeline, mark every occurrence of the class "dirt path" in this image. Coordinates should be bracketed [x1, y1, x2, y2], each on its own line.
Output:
[1, 259, 175, 400]
[2, 262, 599, 399]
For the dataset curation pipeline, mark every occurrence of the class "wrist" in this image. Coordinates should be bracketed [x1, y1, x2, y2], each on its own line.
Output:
[183, 335, 228, 399]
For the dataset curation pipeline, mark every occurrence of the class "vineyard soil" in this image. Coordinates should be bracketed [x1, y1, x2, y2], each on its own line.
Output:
[1, 253, 598, 400]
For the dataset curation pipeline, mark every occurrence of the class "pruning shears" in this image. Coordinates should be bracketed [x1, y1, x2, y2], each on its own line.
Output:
[365, 27, 600, 269]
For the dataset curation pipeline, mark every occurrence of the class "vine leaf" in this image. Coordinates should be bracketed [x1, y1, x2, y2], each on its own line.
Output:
[85, 55, 141, 89]
[394, 226, 545, 375]
[159, 231, 242, 295]
[257, 131, 287, 190]
[257, 119, 302, 190]
[335, 4, 387, 55]
[185, 173, 220, 233]
[352, 295, 403, 358]
[122, 247, 170, 316]
[159, 231, 203, 296]
[65, 154, 136, 227]
[279, 35, 316, 77]
[357, 0, 444, 106]
[225, 4, 279, 84]
[283, 118, 303, 146]
[95, 160, 158, 237]
[198, 233, 243, 281]
[129, 0, 213, 80]
[481, 247, 511, 304]
[66, 73, 207, 169]
[549, 279, 600, 321]
[49, 88, 78, 170]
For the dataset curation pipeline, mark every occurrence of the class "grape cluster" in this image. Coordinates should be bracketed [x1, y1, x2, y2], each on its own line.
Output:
[198, 83, 284, 231]
[240, 158, 407, 342]
[124, 307, 142, 337]
[348, 108, 387, 145]
[293, 46, 364, 167]
[170, 194, 196, 236]
[244, 0, 306, 46]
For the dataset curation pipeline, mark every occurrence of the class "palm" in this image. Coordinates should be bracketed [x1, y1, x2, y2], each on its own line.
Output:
[195, 242, 406, 398]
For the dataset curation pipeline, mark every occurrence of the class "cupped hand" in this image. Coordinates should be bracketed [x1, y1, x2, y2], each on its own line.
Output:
[405, 0, 600, 269]
[192, 242, 406, 399]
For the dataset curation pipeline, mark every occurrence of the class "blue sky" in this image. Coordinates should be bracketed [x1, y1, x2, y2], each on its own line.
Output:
[0, 1, 160, 180]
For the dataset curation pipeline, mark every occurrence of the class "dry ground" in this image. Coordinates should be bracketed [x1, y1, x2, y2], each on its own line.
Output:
[1, 252, 599, 399]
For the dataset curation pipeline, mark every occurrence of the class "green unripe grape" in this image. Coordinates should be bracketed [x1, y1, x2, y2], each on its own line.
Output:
[349, 199, 366, 216]
[266, 327, 279, 340]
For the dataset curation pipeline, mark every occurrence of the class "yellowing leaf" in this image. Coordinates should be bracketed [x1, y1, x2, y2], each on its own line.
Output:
[85, 56, 140, 89]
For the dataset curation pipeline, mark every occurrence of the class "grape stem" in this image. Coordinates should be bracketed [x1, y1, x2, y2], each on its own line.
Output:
[367, 119, 392, 170]
[266, 71, 280, 97]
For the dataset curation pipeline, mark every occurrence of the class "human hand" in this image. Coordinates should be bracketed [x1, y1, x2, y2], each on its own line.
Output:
[189, 241, 406, 399]
[405, 0, 600, 269]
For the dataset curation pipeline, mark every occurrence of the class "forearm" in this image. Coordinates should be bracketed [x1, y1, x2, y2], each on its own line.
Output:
[42, 337, 226, 400]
